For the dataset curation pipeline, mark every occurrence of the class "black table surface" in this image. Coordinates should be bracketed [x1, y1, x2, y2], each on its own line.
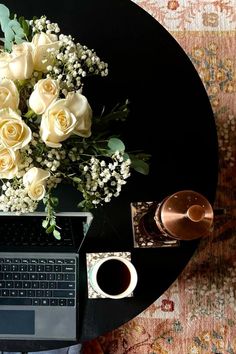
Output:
[0, 0, 218, 351]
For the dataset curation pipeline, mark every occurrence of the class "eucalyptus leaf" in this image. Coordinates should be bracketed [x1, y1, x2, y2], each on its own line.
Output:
[0, 14, 25, 50]
[0, 16, 10, 31]
[4, 39, 11, 51]
[0, 4, 10, 18]
[9, 19, 24, 32]
[131, 159, 149, 175]
[14, 35, 24, 44]
[108, 137, 125, 152]
[4, 26, 14, 41]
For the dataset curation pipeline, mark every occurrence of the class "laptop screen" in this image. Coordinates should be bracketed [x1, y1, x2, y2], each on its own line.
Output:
[0, 212, 93, 253]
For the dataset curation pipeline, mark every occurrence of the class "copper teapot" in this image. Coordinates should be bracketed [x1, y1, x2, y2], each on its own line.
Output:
[154, 190, 214, 240]
[139, 190, 214, 241]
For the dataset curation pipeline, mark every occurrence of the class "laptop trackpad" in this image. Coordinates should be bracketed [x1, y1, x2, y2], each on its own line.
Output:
[0, 310, 35, 334]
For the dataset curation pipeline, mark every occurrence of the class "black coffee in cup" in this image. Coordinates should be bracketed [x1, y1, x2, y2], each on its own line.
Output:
[96, 259, 131, 295]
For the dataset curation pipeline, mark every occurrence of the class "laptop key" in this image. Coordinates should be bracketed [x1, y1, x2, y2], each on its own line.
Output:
[56, 273, 63, 280]
[64, 259, 75, 264]
[53, 290, 75, 297]
[13, 274, 20, 280]
[58, 282, 75, 289]
[22, 274, 29, 280]
[42, 299, 49, 306]
[15, 281, 22, 288]
[4, 274, 12, 280]
[67, 299, 75, 306]
[62, 265, 75, 272]
[0, 298, 32, 305]
[33, 298, 40, 305]
[50, 299, 59, 306]
[55, 259, 64, 264]
[64, 273, 75, 281]
[47, 274, 55, 280]
[19, 290, 26, 296]
[59, 299, 67, 306]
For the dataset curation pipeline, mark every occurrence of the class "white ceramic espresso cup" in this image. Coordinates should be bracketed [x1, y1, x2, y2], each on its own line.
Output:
[89, 256, 138, 299]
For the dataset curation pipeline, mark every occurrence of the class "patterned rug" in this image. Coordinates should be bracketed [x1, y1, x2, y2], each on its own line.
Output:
[81, 1, 236, 353]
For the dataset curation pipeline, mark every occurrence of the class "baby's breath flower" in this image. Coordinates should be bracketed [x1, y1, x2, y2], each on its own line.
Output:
[31, 16, 60, 35]
[76, 152, 131, 208]
[0, 180, 38, 214]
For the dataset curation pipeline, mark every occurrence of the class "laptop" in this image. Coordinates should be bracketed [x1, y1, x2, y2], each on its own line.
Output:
[0, 211, 93, 341]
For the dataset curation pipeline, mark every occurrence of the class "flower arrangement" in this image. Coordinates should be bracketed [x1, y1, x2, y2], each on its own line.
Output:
[0, 4, 149, 238]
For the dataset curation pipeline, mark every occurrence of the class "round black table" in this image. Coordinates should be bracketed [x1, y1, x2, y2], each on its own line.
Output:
[0, 0, 218, 351]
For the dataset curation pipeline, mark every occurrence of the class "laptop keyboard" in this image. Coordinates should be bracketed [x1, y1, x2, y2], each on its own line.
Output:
[0, 257, 76, 306]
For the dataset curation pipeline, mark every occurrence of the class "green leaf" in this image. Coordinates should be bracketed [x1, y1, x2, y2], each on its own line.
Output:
[123, 152, 130, 161]
[50, 218, 56, 226]
[18, 17, 29, 37]
[42, 219, 49, 228]
[108, 137, 125, 152]
[0, 4, 10, 18]
[0, 16, 25, 50]
[53, 229, 61, 240]
[9, 19, 24, 35]
[4, 40, 11, 51]
[46, 225, 54, 234]
[73, 177, 82, 184]
[131, 159, 149, 175]
[14, 35, 24, 44]
[0, 16, 10, 32]
[24, 109, 37, 119]
[5, 26, 14, 41]
[76, 185, 83, 193]
[50, 197, 59, 207]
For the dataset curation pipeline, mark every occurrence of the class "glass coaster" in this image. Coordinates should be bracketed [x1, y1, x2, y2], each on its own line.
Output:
[86, 251, 133, 298]
[131, 201, 180, 248]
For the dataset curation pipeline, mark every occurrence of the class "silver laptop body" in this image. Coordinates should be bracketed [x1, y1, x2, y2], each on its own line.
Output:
[0, 211, 93, 341]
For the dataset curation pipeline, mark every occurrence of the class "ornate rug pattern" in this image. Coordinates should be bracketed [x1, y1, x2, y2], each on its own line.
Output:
[82, 1, 236, 353]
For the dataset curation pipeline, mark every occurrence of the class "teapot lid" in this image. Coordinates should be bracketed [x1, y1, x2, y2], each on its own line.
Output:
[154, 190, 214, 240]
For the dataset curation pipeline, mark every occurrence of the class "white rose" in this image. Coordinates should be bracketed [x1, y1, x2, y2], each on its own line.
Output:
[23, 167, 50, 201]
[0, 147, 20, 179]
[29, 78, 59, 115]
[1, 42, 34, 81]
[40, 99, 77, 148]
[0, 52, 14, 80]
[10, 42, 34, 80]
[0, 108, 32, 150]
[32, 32, 60, 72]
[66, 92, 92, 138]
[0, 79, 19, 111]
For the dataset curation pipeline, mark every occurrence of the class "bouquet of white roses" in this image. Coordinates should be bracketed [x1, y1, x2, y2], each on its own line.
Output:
[0, 4, 149, 238]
